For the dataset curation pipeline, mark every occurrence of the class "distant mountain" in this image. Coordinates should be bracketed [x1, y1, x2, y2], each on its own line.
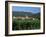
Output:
[12, 11, 40, 17]
[32, 12, 40, 19]
[13, 11, 33, 16]
[32, 12, 40, 16]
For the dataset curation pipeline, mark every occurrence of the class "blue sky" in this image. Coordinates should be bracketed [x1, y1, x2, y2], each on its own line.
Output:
[12, 6, 40, 13]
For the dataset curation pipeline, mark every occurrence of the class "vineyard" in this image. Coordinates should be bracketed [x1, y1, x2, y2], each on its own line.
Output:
[12, 18, 40, 30]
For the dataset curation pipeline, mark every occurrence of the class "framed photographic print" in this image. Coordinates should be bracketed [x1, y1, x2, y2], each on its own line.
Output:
[5, 1, 45, 36]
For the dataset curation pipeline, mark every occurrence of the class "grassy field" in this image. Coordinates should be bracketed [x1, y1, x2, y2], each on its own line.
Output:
[12, 18, 40, 30]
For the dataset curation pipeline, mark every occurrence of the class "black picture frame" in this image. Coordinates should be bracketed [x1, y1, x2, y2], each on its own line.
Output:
[5, 1, 45, 36]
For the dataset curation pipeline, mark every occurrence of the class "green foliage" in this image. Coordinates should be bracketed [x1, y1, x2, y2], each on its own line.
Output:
[12, 18, 40, 30]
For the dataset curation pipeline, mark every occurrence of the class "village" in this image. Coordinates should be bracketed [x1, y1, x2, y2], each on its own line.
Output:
[13, 16, 35, 20]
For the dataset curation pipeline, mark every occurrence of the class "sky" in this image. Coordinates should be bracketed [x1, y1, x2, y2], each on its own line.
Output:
[12, 6, 40, 13]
